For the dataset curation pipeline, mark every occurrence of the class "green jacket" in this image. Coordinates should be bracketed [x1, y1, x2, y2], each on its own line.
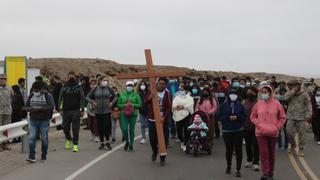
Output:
[118, 91, 142, 117]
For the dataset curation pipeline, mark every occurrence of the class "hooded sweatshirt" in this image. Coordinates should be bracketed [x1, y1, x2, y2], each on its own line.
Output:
[218, 89, 246, 132]
[250, 85, 286, 137]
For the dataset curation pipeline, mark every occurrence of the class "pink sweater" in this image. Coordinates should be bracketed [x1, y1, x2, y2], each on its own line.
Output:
[195, 98, 218, 116]
[250, 98, 286, 137]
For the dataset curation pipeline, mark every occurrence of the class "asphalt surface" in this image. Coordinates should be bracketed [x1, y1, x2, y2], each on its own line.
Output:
[1, 124, 319, 180]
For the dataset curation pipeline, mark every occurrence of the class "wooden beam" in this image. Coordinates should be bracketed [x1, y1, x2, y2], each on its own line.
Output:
[116, 71, 187, 79]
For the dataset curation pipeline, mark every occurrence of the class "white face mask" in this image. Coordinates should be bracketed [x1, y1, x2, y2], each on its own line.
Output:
[140, 85, 146, 91]
[127, 86, 134, 92]
[101, 81, 108, 87]
[33, 92, 41, 96]
[229, 94, 238, 101]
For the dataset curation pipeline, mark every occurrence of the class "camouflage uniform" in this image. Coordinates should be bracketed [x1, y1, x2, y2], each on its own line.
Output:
[285, 90, 312, 149]
[0, 85, 13, 126]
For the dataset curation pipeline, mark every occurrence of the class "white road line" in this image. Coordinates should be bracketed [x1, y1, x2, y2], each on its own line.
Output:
[65, 135, 142, 180]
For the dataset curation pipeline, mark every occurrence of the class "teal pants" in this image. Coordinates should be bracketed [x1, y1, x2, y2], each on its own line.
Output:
[120, 113, 137, 146]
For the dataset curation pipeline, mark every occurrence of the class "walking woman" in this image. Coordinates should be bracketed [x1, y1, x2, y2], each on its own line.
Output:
[172, 82, 194, 152]
[87, 79, 99, 143]
[138, 80, 149, 144]
[243, 86, 260, 171]
[118, 81, 142, 151]
[251, 85, 286, 180]
[219, 89, 246, 178]
[86, 76, 118, 151]
[195, 87, 218, 145]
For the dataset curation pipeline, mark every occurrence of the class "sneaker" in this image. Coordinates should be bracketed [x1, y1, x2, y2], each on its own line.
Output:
[317, 141, 320, 145]
[106, 143, 112, 151]
[65, 140, 72, 149]
[112, 139, 116, 144]
[268, 177, 274, 180]
[245, 161, 252, 168]
[124, 143, 129, 151]
[90, 135, 94, 141]
[298, 148, 304, 157]
[26, 157, 36, 163]
[180, 143, 184, 150]
[72, 145, 79, 152]
[99, 143, 106, 150]
[253, 164, 260, 171]
[94, 137, 99, 143]
[41, 156, 47, 163]
[182, 145, 186, 152]
[176, 139, 180, 143]
[235, 171, 241, 178]
[225, 167, 231, 174]
[140, 139, 146, 144]
[260, 176, 268, 180]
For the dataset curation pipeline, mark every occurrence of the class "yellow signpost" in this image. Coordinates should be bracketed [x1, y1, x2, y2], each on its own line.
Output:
[4, 56, 27, 86]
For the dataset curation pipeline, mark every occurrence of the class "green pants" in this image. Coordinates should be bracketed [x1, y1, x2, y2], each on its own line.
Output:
[120, 113, 137, 146]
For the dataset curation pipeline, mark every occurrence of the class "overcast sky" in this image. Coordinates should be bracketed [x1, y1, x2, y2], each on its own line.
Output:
[0, 0, 319, 77]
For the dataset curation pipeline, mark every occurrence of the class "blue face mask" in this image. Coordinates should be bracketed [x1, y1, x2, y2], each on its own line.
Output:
[179, 90, 186, 96]
[192, 88, 198, 94]
[261, 93, 270, 101]
[233, 82, 240, 88]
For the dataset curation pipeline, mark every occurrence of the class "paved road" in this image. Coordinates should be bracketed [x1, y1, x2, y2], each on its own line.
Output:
[1, 125, 319, 180]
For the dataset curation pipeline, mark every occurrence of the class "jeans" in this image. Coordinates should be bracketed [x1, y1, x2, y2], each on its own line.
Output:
[139, 114, 148, 139]
[29, 120, 50, 159]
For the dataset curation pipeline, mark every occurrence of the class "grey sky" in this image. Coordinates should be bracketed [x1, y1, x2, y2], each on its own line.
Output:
[0, 0, 319, 77]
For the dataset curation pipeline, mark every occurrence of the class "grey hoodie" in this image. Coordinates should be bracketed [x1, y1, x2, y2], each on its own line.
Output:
[86, 86, 117, 114]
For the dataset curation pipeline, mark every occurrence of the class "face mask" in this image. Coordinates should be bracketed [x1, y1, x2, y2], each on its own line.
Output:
[240, 84, 245, 89]
[192, 88, 198, 94]
[169, 79, 176, 83]
[229, 94, 238, 101]
[179, 90, 186, 96]
[232, 82, 240, 88]
[246, 82, 251, 87]
[140, 85, 146, 91]
[247, 93, 256, 101]
[33, 92, 41, 96]
[101, 81, 108, 87]
[261, 93, 270, 101]
[200, 87, 204, 90]
[275, 94, 285, 101]
[127, 86, 134, 92]
[316, 91, 320, 96]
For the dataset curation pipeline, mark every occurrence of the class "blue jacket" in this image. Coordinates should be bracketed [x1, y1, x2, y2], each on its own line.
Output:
[218, 91, 246, 131]
[167, 81, 180, 98]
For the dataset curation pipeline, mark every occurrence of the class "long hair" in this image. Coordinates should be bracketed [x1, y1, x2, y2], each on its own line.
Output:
[97, 76, 106, 86]
[199, 87, 214, 105]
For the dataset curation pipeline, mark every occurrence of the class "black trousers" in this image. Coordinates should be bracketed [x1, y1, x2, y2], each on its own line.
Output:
[243, 130, 260, 165]
[148, 120, 169, 156]
[176, 115, 191, 145]
[223, 131, 243, 171]
[95, 113, 112, 143]
[63, 110, 81, 145]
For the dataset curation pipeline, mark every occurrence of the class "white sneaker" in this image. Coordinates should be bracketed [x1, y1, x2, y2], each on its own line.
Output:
[176, 139, 181, 143]
[253, 164, 260, 171]
[245, 161, 252, 168]
[317, 141, 320, 145]
[90, 135, 94, 141]
[180, 143, 184, 150]
[182, 145, 186, 152]
[140, 139, 146, 144]
[94, 136, 99, 143]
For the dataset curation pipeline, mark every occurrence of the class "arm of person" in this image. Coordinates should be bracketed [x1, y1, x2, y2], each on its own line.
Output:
[132, 94, 142, 109]
[208, 98, 218, 115]
[80, 87, 85, 112]
[250, 104, 259, 125]
[117, 94, 126, 110]
[276, 102, 287, 129]
[58, 87, 64, 111]
[285, 90, 295, 103]
[304, 94, 313, 121]
[85, 88, 95, 104]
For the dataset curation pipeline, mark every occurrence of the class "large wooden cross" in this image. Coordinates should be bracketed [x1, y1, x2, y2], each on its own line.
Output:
[117, 49, 186, 155]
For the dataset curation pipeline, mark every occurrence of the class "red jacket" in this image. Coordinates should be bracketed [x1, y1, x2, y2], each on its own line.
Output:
[143, 89, 172, 122]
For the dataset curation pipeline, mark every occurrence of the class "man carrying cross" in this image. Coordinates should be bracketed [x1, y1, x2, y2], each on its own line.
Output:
[117, 49, 186, 166]
[143, 77, 172, 166]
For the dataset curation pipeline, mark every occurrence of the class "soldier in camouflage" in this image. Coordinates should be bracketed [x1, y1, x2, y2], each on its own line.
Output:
[0, 74, 13, 151]
[285, 80, 312, 157]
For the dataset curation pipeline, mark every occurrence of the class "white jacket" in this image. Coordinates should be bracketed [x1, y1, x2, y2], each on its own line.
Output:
[172, 93, 194, 122]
